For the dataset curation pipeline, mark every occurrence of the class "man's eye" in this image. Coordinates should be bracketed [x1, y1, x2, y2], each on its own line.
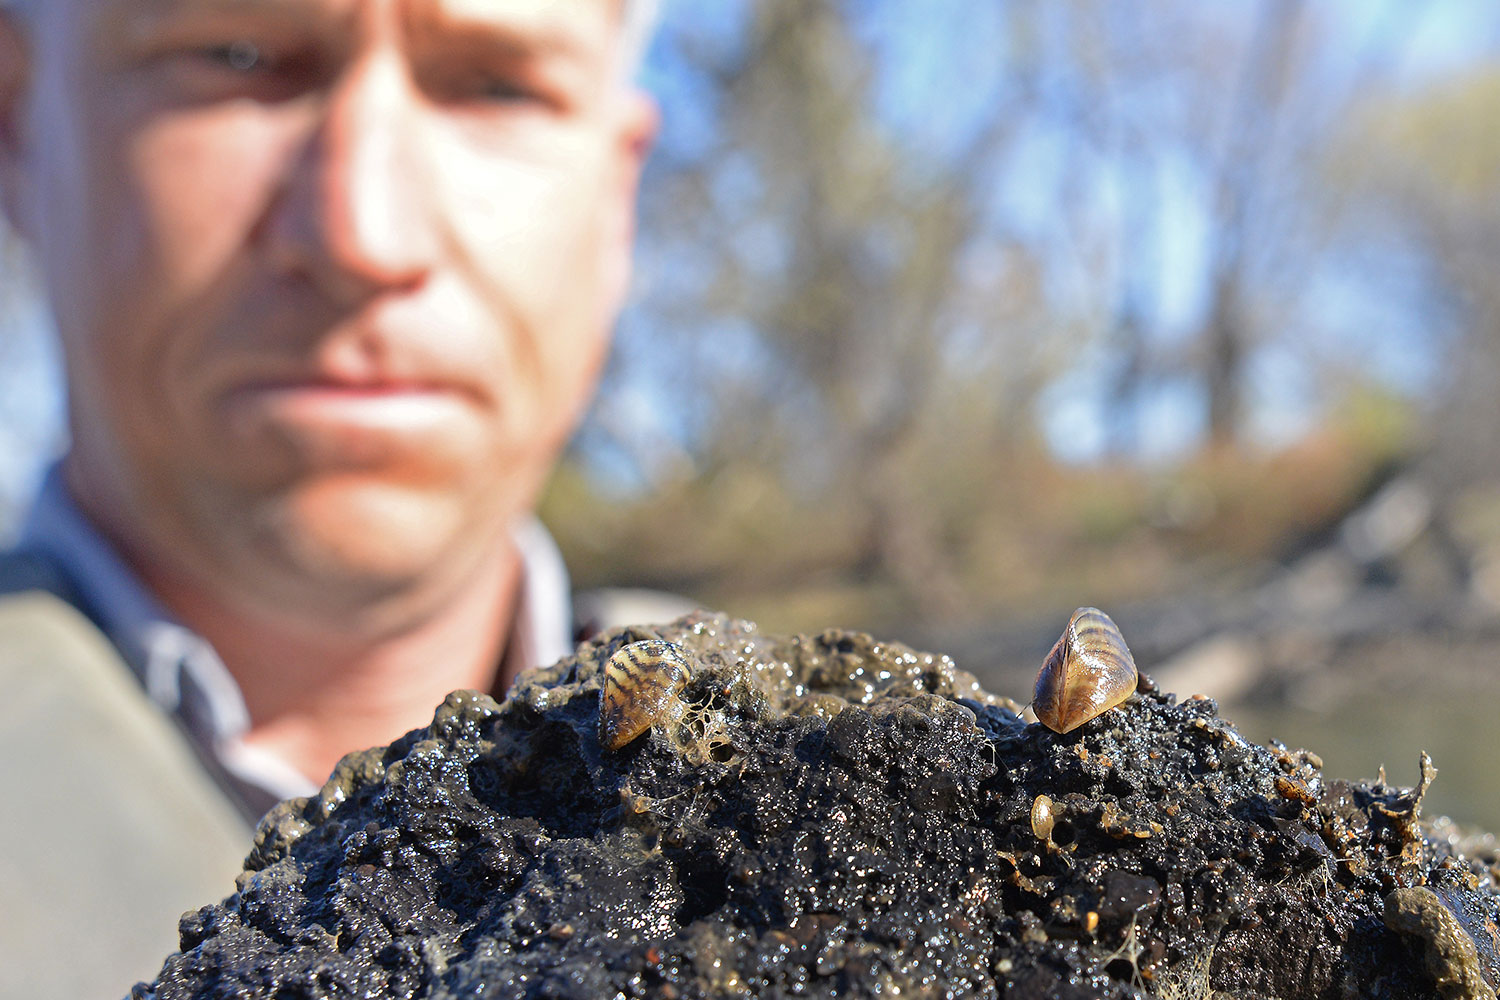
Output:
[202, 40, 265, 72]
[475, 78, 543, 104]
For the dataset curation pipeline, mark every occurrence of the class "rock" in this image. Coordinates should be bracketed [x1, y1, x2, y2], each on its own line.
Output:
[133, 612, 1500, 999]
[1384, 882, 1500, 1000]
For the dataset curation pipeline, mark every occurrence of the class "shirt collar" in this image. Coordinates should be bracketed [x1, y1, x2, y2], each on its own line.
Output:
[19, 462, 575, 816]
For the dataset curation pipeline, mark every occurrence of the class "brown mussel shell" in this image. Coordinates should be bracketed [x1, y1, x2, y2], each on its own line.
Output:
[1032, 607, 1137, 734]
[599, 639, 693, 751]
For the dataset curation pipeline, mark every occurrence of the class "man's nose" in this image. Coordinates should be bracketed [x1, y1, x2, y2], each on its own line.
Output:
[263, 51, 437, 299]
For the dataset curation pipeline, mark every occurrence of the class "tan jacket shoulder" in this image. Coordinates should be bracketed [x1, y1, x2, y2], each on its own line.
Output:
[0, 559, 251, 999]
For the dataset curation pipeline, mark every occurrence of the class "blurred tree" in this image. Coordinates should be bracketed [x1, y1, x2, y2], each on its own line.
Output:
[1200, 0, 1306, 445]
[550, 0, 1450, 631]
[1012, 0, 1417, 451]
[594, 0, 1058, 620]
[1341, 69, 1500, 489]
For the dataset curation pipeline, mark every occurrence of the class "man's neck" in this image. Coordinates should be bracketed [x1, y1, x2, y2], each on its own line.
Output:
[152, 543, 524, 787]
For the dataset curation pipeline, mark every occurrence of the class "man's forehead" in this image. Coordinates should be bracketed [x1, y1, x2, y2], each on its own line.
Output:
[100, 0, 618, 26]
[15, 0, 657, 71]
[415, 0, 623, 55]
[83, 0, 623, 43]
[56, 0, 629, 76]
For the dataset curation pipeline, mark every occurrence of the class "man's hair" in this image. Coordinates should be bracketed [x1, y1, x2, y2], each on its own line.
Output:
[621, 0, 661, 78]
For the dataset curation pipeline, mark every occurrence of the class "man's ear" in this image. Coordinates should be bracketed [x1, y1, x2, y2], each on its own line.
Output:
[0, 11, 33, 240]
[612, 87, 658, 233]
[619, 88, 659, 178]
[601, 88, 658, 311]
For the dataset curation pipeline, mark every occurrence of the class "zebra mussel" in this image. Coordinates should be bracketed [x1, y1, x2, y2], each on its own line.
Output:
[1032, 607, 1138, 734]
[598, 639, 693, 751]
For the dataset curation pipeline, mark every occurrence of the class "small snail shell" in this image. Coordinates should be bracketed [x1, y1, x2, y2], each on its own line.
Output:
[1032, 607, 1137, 734]
[1030, 794, 1056, 843]
[599, 640, 693, 751]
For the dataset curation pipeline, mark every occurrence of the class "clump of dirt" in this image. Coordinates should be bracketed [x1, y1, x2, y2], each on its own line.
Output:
[136, 612, 1500, 999]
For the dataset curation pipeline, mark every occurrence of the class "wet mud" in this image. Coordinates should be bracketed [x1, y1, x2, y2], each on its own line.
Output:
[135, 612, 1500, 999]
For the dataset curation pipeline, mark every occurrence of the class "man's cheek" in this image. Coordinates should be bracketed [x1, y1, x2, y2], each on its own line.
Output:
[126, 119, 285, 289]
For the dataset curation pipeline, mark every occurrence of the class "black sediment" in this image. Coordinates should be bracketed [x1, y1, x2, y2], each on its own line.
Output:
[135, 612, 1500, 999]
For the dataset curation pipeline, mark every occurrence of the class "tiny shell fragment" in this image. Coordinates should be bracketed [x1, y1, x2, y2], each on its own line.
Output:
[1031, 794, 1056, 843]
[1032, 607, 1138, 734]
[599, 639, 693, 751]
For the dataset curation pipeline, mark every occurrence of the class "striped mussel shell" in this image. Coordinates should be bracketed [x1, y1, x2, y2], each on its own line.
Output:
[1032, 607, 1137, 734]
[598, 639, 693, 751]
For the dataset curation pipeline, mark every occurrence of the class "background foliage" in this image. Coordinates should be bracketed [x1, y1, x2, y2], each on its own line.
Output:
[538, 0, 1498, 634]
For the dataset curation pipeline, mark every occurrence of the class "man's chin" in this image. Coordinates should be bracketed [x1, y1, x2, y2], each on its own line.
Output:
[243, 480, 487, 608]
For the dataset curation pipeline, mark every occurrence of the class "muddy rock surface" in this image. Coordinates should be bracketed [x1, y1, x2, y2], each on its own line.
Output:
[136, 612, 1500, 999]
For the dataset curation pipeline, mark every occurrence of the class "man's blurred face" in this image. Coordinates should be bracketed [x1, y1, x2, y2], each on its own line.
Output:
[0, 0, 652, 621]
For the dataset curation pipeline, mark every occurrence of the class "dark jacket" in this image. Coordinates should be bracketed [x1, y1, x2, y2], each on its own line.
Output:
[0, 549, 250, 999]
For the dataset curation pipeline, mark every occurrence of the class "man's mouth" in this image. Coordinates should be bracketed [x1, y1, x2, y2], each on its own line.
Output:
[219, 378, 480, 467]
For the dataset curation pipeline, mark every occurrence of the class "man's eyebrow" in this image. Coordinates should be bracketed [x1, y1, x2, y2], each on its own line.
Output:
[413, 0, 611, 63]
[105, 0, 321, 38]
[99, 0, 337, 65]
[113, 0, 306, 21]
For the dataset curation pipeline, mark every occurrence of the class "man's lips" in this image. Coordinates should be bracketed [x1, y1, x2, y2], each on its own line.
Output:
[219, 380, 479, 464]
